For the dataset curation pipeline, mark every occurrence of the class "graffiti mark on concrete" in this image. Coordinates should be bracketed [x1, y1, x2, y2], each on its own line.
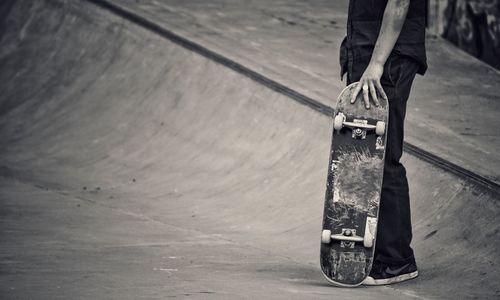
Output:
[430, 0, 500, 70]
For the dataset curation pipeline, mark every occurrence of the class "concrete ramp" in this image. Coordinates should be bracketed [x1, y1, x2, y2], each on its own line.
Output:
[0, 1, 499, 299]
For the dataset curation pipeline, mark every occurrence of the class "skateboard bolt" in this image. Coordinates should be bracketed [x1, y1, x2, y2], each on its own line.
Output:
[344, 229, 352, 236]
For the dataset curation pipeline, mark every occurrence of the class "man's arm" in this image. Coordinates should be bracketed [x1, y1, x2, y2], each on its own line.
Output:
[351, 0, 410, 109]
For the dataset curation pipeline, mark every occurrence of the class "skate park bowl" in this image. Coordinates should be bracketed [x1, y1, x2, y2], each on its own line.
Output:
[0, 1, 499, 299]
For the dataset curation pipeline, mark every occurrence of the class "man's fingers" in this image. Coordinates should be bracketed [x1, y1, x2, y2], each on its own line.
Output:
[362, 84, 370, 109]
[375, 80, 388, 102]
[369, 81, 380, 107]
[351, 83, 362, 104]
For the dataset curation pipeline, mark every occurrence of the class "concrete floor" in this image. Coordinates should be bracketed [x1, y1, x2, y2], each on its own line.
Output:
[0, 1, 499, 299]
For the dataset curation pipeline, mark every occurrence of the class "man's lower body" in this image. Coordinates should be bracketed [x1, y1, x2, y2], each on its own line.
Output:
[346, 53, 420, 285]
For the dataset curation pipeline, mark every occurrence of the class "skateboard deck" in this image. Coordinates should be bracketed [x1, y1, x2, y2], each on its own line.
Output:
[320, 82, 389, 287]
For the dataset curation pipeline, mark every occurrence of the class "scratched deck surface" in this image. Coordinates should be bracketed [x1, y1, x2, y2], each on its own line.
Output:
[320, 82, 388, 286]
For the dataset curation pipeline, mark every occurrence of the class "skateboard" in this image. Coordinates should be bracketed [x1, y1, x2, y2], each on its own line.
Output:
[320, 82, 389, 287]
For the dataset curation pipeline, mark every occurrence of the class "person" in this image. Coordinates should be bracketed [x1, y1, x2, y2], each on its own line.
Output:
[339, 0, 427, 285]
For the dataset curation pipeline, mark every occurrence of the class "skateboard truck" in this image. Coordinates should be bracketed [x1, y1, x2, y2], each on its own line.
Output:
[321, 221, 375, 248]
[333, 113, 385, 139]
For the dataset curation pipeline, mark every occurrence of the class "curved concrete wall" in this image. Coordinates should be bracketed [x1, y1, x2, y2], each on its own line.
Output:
[0, 1, 499, 299]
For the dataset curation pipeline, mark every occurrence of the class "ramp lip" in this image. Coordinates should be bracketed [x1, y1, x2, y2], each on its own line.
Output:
[402, 142, 500, 193]
[86, 0, 333, 117]
[86, 0, 500, 196]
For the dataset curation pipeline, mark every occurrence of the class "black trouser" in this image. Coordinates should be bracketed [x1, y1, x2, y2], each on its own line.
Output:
[347, 54, 419, 266]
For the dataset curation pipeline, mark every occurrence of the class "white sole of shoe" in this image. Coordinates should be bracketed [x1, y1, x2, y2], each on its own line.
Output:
[362, 270, 419, 286]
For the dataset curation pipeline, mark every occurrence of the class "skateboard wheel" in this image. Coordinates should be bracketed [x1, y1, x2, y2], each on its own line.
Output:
[375, 121, 385, 136]
[321, 229, 332, 244]
[363, 217, 377, 248]
[363, 233, 373, 248]
[333, 114, 344, 131]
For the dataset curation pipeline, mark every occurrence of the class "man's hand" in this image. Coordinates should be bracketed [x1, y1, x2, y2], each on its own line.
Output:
[350, 62, 388, 109]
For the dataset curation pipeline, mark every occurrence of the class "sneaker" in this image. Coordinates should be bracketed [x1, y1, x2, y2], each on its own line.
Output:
[363, 260, 419, 286]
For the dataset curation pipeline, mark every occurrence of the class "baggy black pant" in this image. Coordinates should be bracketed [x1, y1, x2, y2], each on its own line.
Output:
[347, 54, 419, 266]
